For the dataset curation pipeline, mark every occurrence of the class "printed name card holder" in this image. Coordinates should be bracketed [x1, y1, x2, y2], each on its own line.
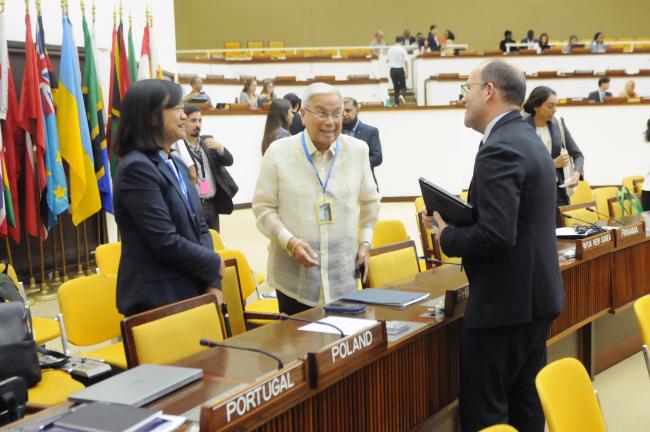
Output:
[613, 221, 646, 249]
[575, 231, 615, 260]
[200, 360, 308, 432]
[306, 321, 387, 389]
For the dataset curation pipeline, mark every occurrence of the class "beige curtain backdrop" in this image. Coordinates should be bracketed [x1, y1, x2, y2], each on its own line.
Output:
[175, 0, 650, 53]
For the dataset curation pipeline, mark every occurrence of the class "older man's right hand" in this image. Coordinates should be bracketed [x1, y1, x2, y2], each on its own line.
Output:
[287, 237, 319, 267]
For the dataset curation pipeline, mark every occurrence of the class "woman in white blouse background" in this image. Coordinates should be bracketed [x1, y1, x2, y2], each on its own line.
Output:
[523, 86, 585, 207]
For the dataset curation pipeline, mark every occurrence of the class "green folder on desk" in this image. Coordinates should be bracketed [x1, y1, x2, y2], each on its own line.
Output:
[342, 289, 430, 307]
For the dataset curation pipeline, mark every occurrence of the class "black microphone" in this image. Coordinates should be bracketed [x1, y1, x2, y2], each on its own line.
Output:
[562, 213, 606, 234]
[246, 312, 346, 338]
[426, 258, 462, 267]
[585, 207, 625, 226]
[199, 338, 284, 369]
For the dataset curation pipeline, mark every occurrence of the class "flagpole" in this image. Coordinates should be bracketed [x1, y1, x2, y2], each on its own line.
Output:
[25, 237, 38, 295]
[4, 238, 12, 266]
[58, 222, 67, 281]
[50, 223, 62, 290]
[82, 221, 92, 275]
[74, 225, 83, 277]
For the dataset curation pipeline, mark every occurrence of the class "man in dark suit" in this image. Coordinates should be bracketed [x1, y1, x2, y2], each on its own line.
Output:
[423, 60, 564, 431]
[342, 97, 383, 189]
[588, 77, 612, 102]
[179, 105, 238, 232]
[427, 24, 440, 51]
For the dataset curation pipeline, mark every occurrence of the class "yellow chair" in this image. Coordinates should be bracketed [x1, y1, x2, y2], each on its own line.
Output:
[535, 358, 606, 432]
[217, 249, 278, 326]
[0, 261, 61, 345]
[459, 190, 469, 202]
[121, 294, 225, 368]
[558, 202, 599, 227]
[27, 370, 85, 407]
[414, 197, 461, 267]
[95, 242, 121, 275]
[633, 295, 650, 378]
[592, 187, 619, 219]
[209, 229, 226, 251]
[209, 229, 266, 286]
[58, 274, 126, 369]
[268, 40, 286, 58]
[224, 41, 248, 60]
[480, 425, 517, 432]
[365, 240, 420, 288]
[569, 180, 594, 205]
[623, 175, 644, 194]
[372, 220, 409, 248]
[222, 258, 247, 337]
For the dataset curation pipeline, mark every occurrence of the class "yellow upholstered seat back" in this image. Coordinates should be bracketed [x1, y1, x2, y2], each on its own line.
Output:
[623, 175, 644, 194]
[217, 249, 257, 299]
[222, 259, 247, 336]
[58, 274, 122, 346]
[535, 358, 606, 432]
[130, 301, 224, 366]
[209, 229, 226, 250]
[480, 425, 518, 432]
[634, 295, 650, 346]
[592, 187, 618, 219]
[95, 242, 121, 275]
[372, 220, 409, 248]
[367, 241, 420, 288]
[569, 181, 593, 205]
[563, 207, 598, 227]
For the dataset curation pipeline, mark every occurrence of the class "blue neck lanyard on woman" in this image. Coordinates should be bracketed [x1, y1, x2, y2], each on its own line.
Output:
[301, 132, 340, 196]
[158, 152, 194, 214]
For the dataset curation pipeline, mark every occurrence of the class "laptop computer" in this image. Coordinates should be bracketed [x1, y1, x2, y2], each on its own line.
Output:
[69, 364, 203, 407]
[419, 177, 475, 227]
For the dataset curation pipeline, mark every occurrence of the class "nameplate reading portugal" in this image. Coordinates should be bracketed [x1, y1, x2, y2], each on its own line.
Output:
[575, 231, 614, 260]
[306, 321, 387, 389]
[200, 361, 307, 432]
[613, 222, 646, 248]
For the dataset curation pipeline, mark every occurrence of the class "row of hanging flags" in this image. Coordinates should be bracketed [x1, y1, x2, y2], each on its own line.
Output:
[0, 0, 161, 244]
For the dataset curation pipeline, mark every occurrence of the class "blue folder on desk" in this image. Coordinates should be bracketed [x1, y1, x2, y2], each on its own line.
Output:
[342, 289, 430, 308]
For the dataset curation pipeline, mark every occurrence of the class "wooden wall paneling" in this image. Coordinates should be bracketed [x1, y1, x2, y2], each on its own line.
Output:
[611, 240, 650, 309]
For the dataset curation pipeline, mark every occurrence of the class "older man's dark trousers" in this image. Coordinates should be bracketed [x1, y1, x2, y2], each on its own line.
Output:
[459, 316, 554, 432]
[200, 197, 220, 232]
[390, 67, 406, 105]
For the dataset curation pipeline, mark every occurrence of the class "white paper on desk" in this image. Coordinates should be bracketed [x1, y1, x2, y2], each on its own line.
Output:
[298, 316, 377, 336]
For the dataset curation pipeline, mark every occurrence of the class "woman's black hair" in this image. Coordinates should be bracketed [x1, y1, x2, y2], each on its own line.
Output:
[261, 99, 291, 155]
[114, 79, 183, 157]
[522, 86, 557, 115]
[593, 32, 602, 41]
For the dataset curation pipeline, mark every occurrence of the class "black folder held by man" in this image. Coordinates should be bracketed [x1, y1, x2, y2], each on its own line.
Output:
[419, 178, 475, 227]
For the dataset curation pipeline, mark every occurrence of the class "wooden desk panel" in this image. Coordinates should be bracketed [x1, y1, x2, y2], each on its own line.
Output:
[612, 238, 650, 309]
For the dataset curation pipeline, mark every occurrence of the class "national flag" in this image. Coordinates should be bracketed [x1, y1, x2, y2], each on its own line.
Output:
[36, 14, 69, 229]
[82, 15, 113, 214]
[106, 21, 131, 176]
[149, 18, 162, 79]
[127, 23, 138, 82]
[137, 23, 151, 80]
[17, 12, 47, 240]
[0, 9, 16, 237]
[57, 16, 100, 225]
[0, 55, 23, 244]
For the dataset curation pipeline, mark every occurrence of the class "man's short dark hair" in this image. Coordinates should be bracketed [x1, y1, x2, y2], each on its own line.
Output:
[189, 76, 199, 87]
[504, 30, 512, 38]
[184, 104, 201, 116]
[343, 97, 358, 108]
[283, 93, 301, 110]
[430, 24, 437, 31]
[480, 60, 526, 106]
[598, 77, 610, 86]
[396, 36, 404, 44]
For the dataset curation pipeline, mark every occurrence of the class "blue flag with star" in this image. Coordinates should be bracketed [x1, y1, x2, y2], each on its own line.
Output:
[37, 15, 69, 228]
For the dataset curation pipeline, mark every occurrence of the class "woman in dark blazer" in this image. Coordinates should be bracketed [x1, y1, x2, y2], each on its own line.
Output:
[523, 86, 585, 206]
[113, 80, 224, 316]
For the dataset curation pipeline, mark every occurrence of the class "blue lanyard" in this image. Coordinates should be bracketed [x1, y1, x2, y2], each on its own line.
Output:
[158, 152, 194, 214]
[301, 132, 340, 196]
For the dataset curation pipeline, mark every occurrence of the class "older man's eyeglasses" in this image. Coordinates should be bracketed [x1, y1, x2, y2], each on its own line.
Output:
[304, 108, 343, 120]
[460, 82, 488, 97]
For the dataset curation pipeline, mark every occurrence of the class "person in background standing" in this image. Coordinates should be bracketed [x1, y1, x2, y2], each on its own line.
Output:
[261, 99, 293, 155]
[284, 93, 305, 135]
[342, 97, 382, 189]
[427, 24, 440, 51]
[387, 36, 408, 106]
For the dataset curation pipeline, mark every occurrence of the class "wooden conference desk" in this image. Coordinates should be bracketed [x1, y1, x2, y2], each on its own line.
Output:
[14, 215, 650, 431]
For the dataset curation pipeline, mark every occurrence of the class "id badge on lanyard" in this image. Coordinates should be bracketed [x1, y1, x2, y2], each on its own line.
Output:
[301, 133, 339, 225]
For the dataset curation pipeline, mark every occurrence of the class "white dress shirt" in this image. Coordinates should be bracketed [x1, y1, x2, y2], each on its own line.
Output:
[252, 132, 380, 306]
[387, 44, 408, 68]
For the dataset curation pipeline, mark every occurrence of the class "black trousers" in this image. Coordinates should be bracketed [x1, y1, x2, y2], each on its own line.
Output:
[459, 316, 554, 432]
[390, 67, 406, 106]
[276, 290, 312, 315]
[200, 197, 220, 232]
[642, 190, 650, 211]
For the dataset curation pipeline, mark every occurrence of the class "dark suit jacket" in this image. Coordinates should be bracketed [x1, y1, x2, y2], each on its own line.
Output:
[587, 90, 612, 102]
[200, 140, 238, 214]
[427, 33, 440, 51]
[525, 116, 585, 204]
[440, 111, 565, 329]
[114, 150, 222, 316]
[345, 120, 382, 186]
